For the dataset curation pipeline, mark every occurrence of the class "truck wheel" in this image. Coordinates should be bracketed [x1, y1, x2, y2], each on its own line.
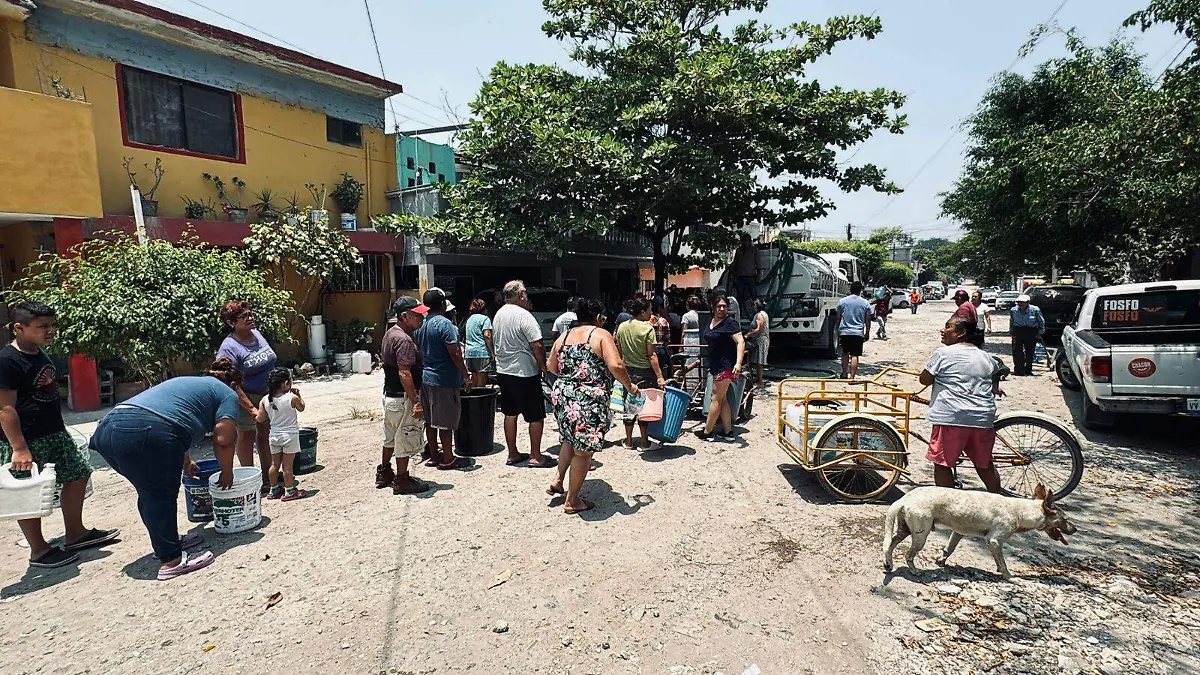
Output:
[1055, 354, 1081, 391]
[819, 320, 838, 360]
[1081, 396, 1115, 429]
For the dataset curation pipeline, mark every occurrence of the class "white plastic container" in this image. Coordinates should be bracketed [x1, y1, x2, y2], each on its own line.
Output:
[0, 463, 57, 522]
[308, 316, 328, 365]
[783, 403, 837, 449]
[351, 349, 372, 374]
[52, 475, 93, 509]
[208, 467, 262, 534]
[332, 353, 353, 370]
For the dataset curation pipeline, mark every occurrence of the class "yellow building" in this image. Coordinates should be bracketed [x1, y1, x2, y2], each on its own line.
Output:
[0, 0, 406, 409]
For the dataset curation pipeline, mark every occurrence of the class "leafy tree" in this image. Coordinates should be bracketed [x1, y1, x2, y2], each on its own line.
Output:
[412, 0, 905, 293]
[874, 261, 915, 288]
[866, 226, 915, 249]
[11, 235, 292, 383]
[242, 208, 362, 350]
[943, 11, 1200, 283]
[782, 238, 888, 282]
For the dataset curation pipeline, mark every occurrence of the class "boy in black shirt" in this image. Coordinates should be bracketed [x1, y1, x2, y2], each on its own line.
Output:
[0, 302, 118, 568]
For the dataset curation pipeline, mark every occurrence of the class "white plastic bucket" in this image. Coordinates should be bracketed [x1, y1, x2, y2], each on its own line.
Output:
[207, 467, 262, 534]
[0, 463, 57, 522]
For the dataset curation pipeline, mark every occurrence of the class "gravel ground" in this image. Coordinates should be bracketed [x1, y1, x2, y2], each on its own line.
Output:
[1, 300, 1196, 674]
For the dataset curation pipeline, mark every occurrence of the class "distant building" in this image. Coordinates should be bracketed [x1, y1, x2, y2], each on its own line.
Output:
[397, 136, 457, 188]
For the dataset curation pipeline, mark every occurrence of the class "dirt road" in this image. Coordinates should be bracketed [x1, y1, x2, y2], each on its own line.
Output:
[1, 300, 1197, 674]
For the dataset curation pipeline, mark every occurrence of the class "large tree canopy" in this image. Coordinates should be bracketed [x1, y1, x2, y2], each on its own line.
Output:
[405, 0, 906, 292]
[942, 4, 1200, 283]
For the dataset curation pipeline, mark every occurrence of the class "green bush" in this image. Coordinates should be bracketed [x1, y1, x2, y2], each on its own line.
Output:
[11, 234, 293, 383]
[874, 262, 915, 289]
[780, 237, 888, 281]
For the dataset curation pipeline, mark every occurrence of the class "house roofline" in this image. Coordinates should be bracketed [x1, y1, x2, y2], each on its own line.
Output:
[46, 0, 402, 97]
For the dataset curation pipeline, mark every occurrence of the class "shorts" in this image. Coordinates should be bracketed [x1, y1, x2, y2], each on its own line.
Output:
[713, 369, 737, 383]
[925, 425, 996, 469]
[419, 386, 461, 431]
[839, 334, 865, 357]
[269, 431, 301, 455]
[238, 391, 266, 432]
[0, 429, 93, 485]
[497, 373, 546, 423]
[466, 357, 490, 374]
[382, 395, 424, 458]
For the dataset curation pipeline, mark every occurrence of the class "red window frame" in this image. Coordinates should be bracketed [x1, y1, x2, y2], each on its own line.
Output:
[115, 63, 247, 164]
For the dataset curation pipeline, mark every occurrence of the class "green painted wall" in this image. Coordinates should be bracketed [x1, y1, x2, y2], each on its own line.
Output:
[396, 137, 457, 189]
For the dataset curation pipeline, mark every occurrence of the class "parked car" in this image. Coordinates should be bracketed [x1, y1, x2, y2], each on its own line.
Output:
[995, 290, 1020, 311]
[982, 288, 998, 304]
[1058, 280, 1200, 428]
[1026, 284, 1087, 341]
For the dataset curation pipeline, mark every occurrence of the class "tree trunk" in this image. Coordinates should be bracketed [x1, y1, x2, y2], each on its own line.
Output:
[652, 234, 667, 299]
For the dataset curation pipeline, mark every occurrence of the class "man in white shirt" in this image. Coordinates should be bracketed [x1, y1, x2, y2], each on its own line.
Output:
[551, 297, 579, 342]
[492, 280, 552, 468]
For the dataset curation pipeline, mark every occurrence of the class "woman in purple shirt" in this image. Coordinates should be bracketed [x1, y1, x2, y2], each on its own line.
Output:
[217, 300, 278, 492]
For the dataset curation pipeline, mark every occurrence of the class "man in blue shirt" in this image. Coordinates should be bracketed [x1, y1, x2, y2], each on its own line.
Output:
[417, 288, 472, 470]
[836, 281, 874, 379]
[1009, 294, 1045, 376]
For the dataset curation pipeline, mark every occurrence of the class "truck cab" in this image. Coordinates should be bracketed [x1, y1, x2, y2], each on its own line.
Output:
[1058, 280, 1200, 428]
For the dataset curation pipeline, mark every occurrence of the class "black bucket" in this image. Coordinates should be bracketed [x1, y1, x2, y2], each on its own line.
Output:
[455, 387, 498, 457]
[295, 427, 319, 474]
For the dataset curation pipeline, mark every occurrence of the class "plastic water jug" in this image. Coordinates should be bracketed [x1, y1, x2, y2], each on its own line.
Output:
[351, 349, 372, 374]
[0, 463, 57, 522]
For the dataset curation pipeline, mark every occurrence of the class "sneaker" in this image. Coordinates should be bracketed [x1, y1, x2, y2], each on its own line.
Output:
[29, 546, 79, 569]
[267, 487, 284, 500]
[392, 475, 430, 495]
[280, 488, 308, 502]
[375, 464, 396, 489]
[717, 433, 737, 443]
[695, 430, 718, 443]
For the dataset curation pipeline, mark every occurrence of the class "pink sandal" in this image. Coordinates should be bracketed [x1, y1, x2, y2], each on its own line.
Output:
[157, 550, 215, 581]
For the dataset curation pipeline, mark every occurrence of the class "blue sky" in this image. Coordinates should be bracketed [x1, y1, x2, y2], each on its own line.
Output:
[143, 0, 1180, 242]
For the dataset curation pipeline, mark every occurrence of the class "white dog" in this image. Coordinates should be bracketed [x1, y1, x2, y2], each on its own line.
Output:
[882, 484, 1075, 578]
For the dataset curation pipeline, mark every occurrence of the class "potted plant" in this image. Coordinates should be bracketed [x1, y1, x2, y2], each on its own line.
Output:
[283, 192, 302, 225]
[203, 173, 249, 223]
[251, 188, 279, 221]
[181, 196, 216, 219]
[123, 157, 164, 216]
[306, 182, 329, 225]
[325, 318, 374, 370]
[331, 172, 364, 232]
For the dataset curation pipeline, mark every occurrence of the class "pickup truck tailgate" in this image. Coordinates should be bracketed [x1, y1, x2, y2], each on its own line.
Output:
[1110, 344, 1200, 396]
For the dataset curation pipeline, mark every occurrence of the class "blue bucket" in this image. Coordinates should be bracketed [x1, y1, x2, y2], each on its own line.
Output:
[183, 459, 221, 523]
[647, 386, 689, 443]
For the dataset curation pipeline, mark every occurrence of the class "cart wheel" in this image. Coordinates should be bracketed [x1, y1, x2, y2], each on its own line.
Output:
[991, 414, 1084, 499]
[737, 389, 755, 424]
[812, 415, 906, 502]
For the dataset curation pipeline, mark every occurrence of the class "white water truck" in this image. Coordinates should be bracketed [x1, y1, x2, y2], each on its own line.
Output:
[719, 243, 857, 358]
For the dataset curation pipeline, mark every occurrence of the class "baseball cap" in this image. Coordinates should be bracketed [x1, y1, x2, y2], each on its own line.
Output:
[392, 296, 428, 317]
[425, 287, 455, 312]
[953, 290, 969, 301]
[1016, 294, 1031, 303]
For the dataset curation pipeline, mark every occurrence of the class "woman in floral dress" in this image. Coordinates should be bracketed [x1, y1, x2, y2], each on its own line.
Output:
[547, 298, 638, 514]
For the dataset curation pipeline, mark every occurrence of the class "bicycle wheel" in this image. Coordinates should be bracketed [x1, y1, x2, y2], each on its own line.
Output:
[812, 415, 906, 502]
[991, 414, 1084, 499]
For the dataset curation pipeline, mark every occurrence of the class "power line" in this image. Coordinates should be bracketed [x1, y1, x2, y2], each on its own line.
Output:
[175, 0, 315, 56]
[362, 0, 404, 131]
[862, 0, 1071, 227]
[1153, 41, 1190, 85]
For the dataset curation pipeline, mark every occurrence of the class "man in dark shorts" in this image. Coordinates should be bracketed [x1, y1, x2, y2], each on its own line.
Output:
[0, 302, 119, 568]
[835, 282, 873, 379]
[416, 289, 472, 471]
[492, 280, 553, 467]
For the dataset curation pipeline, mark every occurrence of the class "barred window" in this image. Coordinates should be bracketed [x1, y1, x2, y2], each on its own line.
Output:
[333, 254, 385, 292]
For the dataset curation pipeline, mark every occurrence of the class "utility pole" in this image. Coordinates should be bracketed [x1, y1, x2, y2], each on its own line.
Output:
[846, 223, 853, 241]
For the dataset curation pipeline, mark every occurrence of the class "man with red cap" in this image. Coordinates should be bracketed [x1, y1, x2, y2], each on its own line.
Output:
[377, 296, 431, 494]
[952, 289, 978, 327]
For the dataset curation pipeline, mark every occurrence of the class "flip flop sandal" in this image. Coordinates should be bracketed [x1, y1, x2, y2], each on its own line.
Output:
[423, 457, 440, 468]
[526, 457, 556, 469]
[437, 457, 473, 471]
[29, 546, 79, 569]
[546, 484, 566, 496]
[157, 550, 215, 581]
[64, 527, 121, 552]
[563, 499, 595, 515]
[506, 453, 531, 466]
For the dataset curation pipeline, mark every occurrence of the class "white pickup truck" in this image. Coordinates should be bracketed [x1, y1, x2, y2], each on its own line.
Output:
[1057, 280, 1200, 428]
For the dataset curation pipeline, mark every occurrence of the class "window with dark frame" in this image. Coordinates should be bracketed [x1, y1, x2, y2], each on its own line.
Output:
[407, 178, 416, 188]
[428, 161, 436, 174]
[120, 66, 239, 159]
[406, 157, 415, 170]
[326, 116, 363, 147]
[438, 174, 445, 183]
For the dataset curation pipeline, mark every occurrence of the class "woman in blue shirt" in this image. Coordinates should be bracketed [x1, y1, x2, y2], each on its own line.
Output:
[463, 299, 494, 389]
[89, 359, 245, 581]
